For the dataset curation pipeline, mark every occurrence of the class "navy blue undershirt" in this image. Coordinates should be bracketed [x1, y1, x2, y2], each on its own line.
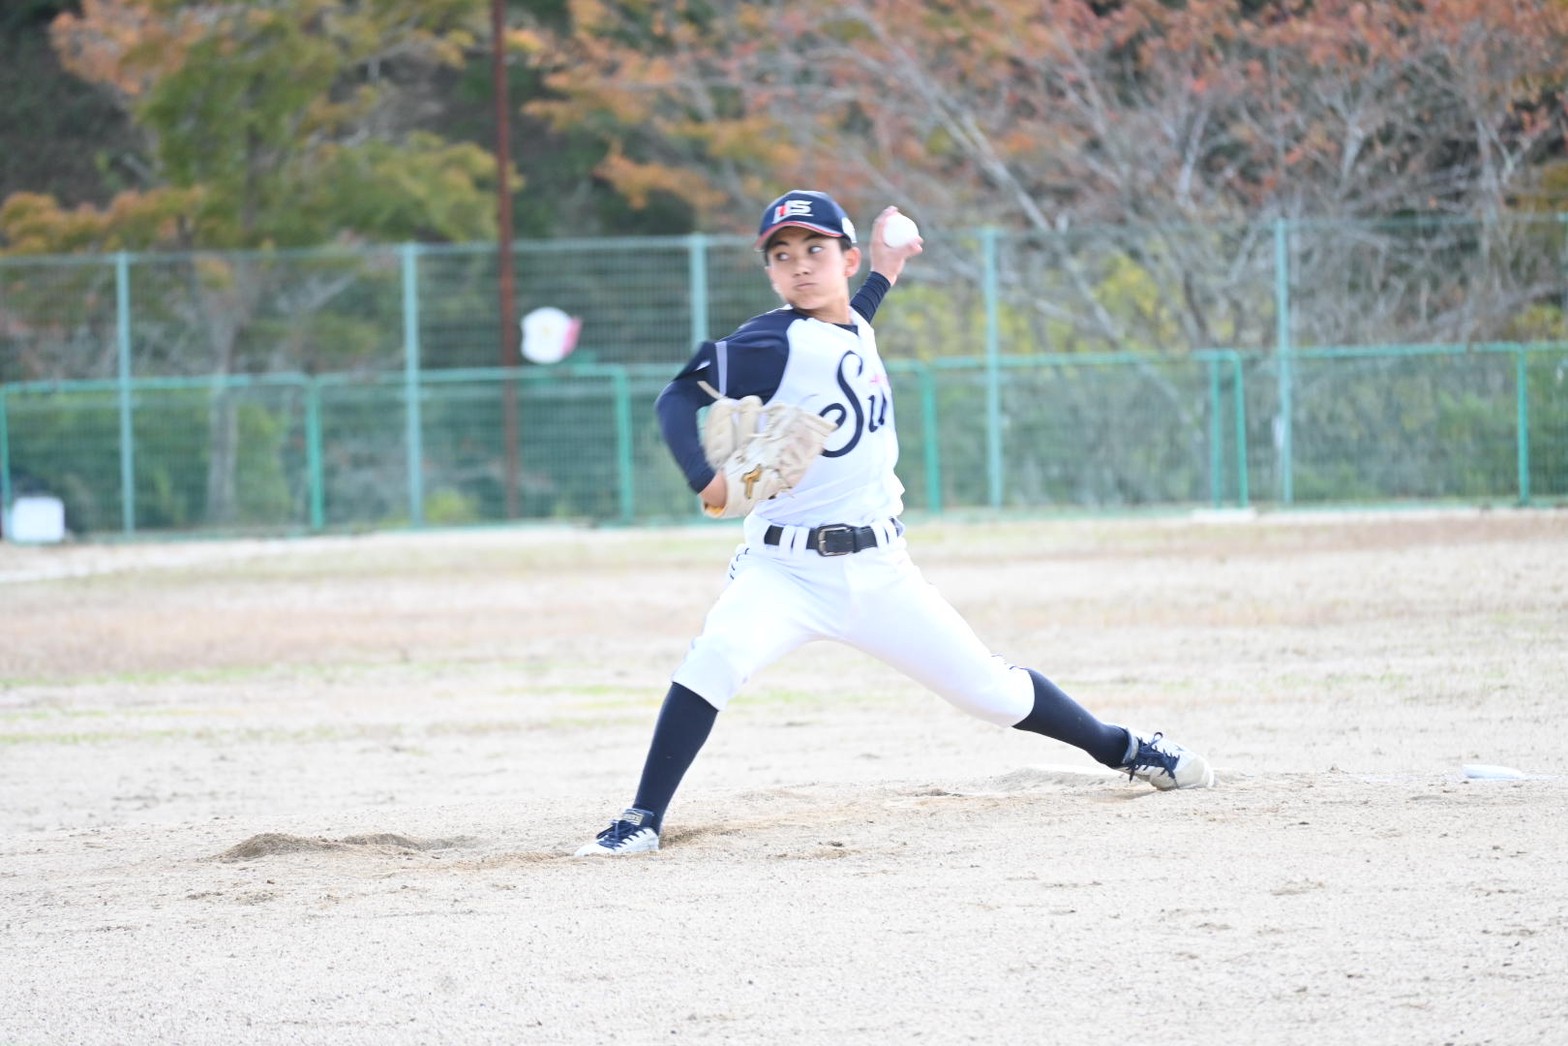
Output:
[654, 272, 891, 493]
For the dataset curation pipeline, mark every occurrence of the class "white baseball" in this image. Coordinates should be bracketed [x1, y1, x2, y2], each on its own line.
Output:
[882, 212, 920, 248]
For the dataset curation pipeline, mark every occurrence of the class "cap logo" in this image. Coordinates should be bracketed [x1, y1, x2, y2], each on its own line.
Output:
[773, 200, 815, 222]
[757, 190, 853, 247]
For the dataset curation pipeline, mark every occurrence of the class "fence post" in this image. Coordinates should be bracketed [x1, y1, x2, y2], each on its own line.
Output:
[115, 251, 136, 534]
[1207, 355, 1222, 507]
[611, 367, 635, 523]
[1516, 346, 1531, 506]
[1231, 351, 1250, 508]
[1274, 219, 1294, 506]
[982, 227, 1003, 508]
[688, 233, 709, 349]
[305, 377, 325, 531]
[402, 243, 425, 528]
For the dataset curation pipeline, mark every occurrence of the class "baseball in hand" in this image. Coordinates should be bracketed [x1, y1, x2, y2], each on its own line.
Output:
[882, 212, 920, 248]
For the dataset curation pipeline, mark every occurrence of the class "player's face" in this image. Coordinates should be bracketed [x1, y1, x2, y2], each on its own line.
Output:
[763, 228, 861, 322]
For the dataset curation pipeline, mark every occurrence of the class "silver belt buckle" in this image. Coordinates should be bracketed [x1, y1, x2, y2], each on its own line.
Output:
[814, 524, 855, 556]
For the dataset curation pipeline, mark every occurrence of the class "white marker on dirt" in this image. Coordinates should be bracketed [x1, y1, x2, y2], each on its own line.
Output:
[1462, 764, 1529, 780]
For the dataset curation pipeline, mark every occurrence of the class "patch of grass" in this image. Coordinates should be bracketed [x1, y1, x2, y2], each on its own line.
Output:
[0, 722, 411, 747]
[0, 728, 198, 746]
[0, 664, 296, 690]
[540, 711, 648, 730]
[489, 682, 654, 706]
[424, 719, 555, 737]
[0, 704, 227, 723]
[0, 655, 551, 691]
[725, 687, 902, 712]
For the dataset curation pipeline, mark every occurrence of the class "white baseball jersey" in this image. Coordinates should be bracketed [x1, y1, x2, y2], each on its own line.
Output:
[655, 274, 1034, 723]
[741, 308, 902, 526]
[656, 274, 900, 521]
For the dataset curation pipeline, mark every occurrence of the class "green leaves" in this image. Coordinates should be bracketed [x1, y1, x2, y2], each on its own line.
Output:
[7, 0, 503, 254]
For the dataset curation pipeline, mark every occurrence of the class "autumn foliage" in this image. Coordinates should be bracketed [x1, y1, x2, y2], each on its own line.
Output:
[4, 0, 1565, 253]
[531, 0, 1568, 235]
[3, 0, 503, 254]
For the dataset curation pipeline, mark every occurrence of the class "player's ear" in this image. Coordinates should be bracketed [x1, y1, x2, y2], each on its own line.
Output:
[843, 242, 863, 275]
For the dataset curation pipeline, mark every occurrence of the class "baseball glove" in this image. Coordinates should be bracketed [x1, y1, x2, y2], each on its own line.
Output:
[699, 389, 836, 519]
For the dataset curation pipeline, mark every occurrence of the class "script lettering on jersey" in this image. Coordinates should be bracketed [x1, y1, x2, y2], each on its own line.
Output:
[820, 350, 890, 459]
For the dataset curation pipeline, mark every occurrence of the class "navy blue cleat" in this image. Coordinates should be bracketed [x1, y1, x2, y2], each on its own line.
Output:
[1120, 730, 1216, 790]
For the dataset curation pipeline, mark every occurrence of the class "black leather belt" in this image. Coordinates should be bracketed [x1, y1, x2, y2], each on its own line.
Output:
[763, 519, 903, 556]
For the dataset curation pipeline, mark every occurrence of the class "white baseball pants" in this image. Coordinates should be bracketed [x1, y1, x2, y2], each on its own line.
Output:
[671, 515, 1035, 726]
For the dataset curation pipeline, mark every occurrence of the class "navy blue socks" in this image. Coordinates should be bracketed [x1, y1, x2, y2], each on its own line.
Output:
[1012, 669, 1132, 768]
[631, 683, 719, 831]
[630, 673, 1125, 832]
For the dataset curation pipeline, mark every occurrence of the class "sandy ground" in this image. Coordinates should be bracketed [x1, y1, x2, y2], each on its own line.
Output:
[1, 509, 1565, 1045]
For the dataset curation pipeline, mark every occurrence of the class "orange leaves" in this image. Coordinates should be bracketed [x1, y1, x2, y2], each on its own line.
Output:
[504, 27, 548, 57]
[0, 188, 203, 254]
[41, 0, 1563, 247]
[684, 116, 795, 167]
[597, 149, 720, 213]
[819, 1, 1557, 220]
[50, 0, 206, 100]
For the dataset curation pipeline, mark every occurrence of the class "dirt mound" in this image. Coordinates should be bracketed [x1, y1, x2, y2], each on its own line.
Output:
[217, 832, 466, 862]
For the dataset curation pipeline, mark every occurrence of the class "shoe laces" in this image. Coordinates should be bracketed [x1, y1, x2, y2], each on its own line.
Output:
[597, 817, 651, 850]
[1126, 731, 1178, 782]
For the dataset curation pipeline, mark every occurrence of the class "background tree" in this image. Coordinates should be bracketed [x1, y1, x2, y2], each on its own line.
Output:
[6, 0, 1566, 371]
[532, 0, 1568, 352]
[1, 0, 515, 522]
[30, 0, 504, 250]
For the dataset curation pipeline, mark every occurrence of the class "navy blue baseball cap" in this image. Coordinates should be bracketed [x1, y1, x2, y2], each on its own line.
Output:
[755, 190, 856, 248]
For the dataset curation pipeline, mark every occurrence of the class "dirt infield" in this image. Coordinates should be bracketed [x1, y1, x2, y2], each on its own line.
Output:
[2, 510, 1565, 1045]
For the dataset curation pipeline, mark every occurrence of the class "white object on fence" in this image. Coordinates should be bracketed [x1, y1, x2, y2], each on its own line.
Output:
[520, 307, 582, 365]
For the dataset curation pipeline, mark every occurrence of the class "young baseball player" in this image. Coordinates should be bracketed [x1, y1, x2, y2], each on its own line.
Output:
[576, 190, 1214, 856]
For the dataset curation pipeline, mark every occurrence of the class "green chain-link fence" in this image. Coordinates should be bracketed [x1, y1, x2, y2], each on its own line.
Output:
[3, 344, 1564, 537]
[3, 217, 1566, 537]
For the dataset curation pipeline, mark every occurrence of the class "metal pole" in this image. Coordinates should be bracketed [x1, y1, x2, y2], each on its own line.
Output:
[492, 0, 521, 518]
[1207, 355, 1222, 507]
[1274, 218, 1293, 505]
[115, 251, 136, 534]
[688, 233, 709, 348]
[402, 243, 425, 527]
[917, 362, 942, 513]
[1516, 347, 1531, 506]
[305, 378, 324, 531]
[982, 227, 1002, 508]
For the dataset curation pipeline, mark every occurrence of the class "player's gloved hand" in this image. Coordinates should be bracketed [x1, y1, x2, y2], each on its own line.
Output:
[700, 396, 836, 519]
[701, 394, 764, 469]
